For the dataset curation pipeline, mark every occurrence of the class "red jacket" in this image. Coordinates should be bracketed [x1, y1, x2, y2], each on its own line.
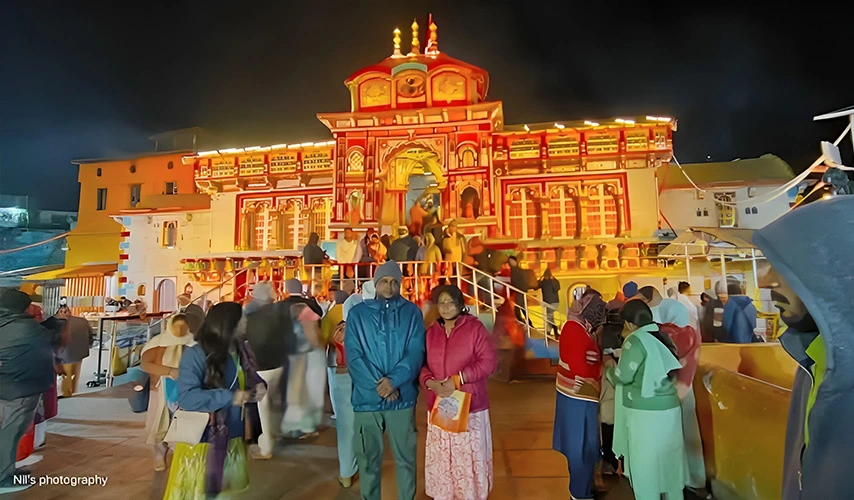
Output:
[555, 320, 602, 401]
[419, 314, 498, 413]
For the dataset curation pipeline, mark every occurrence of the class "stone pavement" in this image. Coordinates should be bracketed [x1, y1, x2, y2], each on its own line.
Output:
[9, 378, 703, 499]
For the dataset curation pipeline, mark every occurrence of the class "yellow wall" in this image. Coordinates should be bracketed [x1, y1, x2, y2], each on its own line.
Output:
[625, 168, 660, 238]
[694, 365, 790, 500]
[67, 152, 193, 266]
[694, 343, 798, 500]
[699, 343, 797, 389]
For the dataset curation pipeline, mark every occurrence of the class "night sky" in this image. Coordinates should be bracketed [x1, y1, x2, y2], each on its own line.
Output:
[1, 1, 851, 212]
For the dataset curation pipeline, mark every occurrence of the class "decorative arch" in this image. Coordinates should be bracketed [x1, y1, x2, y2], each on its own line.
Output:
[458, 182, 481, 220]
[346, 147, 365, 172]
[380, 141, 446, 191]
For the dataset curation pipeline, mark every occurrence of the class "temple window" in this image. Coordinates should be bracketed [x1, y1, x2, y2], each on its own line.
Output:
[547, 136, 580, 157]
[253, 204, 272, 251]
[508, 187, 538, 240]
[586, 133, 619, 155]
[303, 150, 332, 171]
[586, 184, 618, 237]
[307, 198, 332, 240]
[715, 192, 736, 228]
[162, 221, 178, 248]
[198, 159, 210, 177]
[347, 150, 365, 172]
[625, 131, 649, 152]
[548, 186, 578, 238]
[270, 153, 298, 173]
[459, 146, 477, 167]
[239, 156, 265, 176]
[654, 129, 667, 149]
[212, 158, 235, 178]
[509, 138, 540, 159]
[460, 186, 480, 219]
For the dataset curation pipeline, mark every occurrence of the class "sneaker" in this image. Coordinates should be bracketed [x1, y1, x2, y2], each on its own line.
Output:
[248, 444, 272, 460]
[338, 474, 357, 488]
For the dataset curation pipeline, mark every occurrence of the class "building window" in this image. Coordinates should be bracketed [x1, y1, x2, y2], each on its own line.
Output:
[751, 207, 758, 214]
[130, 184, 142, 207]
[654, 130, 668, 149]
[458, 146, 477, 167]
[586, 184, 618, 237]
[162, 221, 178, 248]
[303, 150, 332, 171]
[96, 168, 102, 177]
[625, 131, 649, 152]
[270, 153, 298, 173]
[212, 158, 235, 178]
[586, 133, 619, 154]
[548, 136, 580, 157]
[509, 139, 540, 160]
[714, 192, 736, 228]
[165, 182, 177, 195]
[307, 198, 332, 240]
[167, 161, 174, 170]
[239, 156, 265, 176]
[548, 186, 578, 238]
[240, 199, 305, 251]
[347, 150, 364, 172]
[96, 188, 108, 211]
[508, 187, 538, 240]
[130, 164, 137, 173]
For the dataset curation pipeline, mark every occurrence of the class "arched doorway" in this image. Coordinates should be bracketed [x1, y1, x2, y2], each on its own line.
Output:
[153, 277, 177, 313]
[378, 143, 446, 230]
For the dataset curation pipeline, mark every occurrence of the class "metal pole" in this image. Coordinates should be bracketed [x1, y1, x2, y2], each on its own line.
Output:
[684, 244, 692, 284]
[751, 248, 759, 291]
[720, 251, 727, 284]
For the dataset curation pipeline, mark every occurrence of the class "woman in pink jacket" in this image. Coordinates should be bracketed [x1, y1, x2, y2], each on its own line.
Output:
[419, 285, 498, 500]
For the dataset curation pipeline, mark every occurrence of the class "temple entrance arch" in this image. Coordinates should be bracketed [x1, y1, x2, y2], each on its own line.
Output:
[377, 142, 446, 230]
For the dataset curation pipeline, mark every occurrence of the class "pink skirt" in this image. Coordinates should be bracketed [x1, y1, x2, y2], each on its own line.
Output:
[425, 409, 493, 500]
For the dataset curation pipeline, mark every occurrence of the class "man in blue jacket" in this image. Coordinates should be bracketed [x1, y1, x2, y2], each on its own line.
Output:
[345, 260, 425, 500]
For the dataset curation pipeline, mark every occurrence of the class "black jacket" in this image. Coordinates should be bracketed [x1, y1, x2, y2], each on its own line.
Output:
[0, 310, 56, 400]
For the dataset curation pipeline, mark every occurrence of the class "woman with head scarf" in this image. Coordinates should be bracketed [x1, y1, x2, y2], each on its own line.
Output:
[655, 296, 707, 495]
[163, 303, 266, 499]
[553, 288, 607, 500]
[605, 300, 685, 500]
[420, 285, 498, 500]
[140, 313, 196, 471]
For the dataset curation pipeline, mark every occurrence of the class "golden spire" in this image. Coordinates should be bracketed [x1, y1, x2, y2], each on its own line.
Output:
[427, 19, 438, 54]
[409, 19, 420, 55]
[392, 28, 402, 57]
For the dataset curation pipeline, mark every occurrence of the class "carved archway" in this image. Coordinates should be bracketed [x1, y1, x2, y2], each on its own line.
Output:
[379, 142, 447, 191]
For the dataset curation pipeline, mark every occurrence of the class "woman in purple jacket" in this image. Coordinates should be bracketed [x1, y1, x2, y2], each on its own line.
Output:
[419, 285, 498, 500]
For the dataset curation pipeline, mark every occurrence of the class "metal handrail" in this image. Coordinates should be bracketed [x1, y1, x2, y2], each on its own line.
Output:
[300, 259, 562, 349]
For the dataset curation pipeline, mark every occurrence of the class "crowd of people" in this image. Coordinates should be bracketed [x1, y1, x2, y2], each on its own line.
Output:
[1, 195, 849, 499]
[132, 260, 496, 500]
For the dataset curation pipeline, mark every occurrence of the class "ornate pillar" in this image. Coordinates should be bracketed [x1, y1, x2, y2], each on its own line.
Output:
[578, 185, 591, 238]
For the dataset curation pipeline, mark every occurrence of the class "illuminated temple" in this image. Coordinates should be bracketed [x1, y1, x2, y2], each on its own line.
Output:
[31, 19, 794, 312]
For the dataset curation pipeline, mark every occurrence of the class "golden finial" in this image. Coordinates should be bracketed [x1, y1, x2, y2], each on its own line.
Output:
[410, 19, 420, 55]
[393, 28, 402, 57]
[427, 20, 438, 54]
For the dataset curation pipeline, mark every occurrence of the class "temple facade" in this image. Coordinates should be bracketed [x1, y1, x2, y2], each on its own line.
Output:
[49, 19, 794, 313]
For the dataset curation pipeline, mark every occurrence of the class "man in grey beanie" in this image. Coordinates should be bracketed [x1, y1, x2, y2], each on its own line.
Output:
[345, 260, 425, 500]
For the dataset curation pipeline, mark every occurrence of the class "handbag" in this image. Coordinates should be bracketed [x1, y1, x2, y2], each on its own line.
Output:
[163, 366, 239, 445]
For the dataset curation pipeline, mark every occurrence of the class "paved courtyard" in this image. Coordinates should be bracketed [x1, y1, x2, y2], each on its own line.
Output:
[9, 377, 700, 500]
